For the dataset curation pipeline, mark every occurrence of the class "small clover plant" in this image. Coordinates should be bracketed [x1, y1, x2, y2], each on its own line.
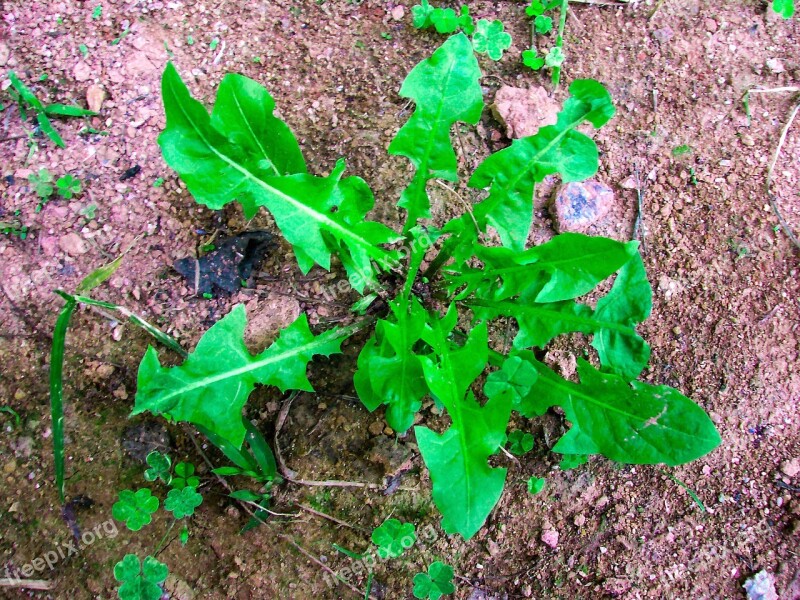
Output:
[371, 519, 416, 559]
[143, 451, 172, 484]
[112, 489, 159, 531]
[522, 0, 571, 86]
[507, 431, 534, 456]
[171, 462, 200, 489]
[56, 174, 82, 199]
[413, 561, 456, 600]
[113, 554, 168, 600]
[164, 486, 203, 519]
[29, 168, 55, 199]
[471, 19, 512, 61]
[527, 476, 545, 495]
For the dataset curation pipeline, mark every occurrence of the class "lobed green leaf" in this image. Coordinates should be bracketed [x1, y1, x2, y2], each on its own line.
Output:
[516, 355, 721, 465]
[133, 305, 355, 448]
[389, 34, 483, 231]
[467, 79, 614, 250]
[415, 318, 510, 540]
[159, 63, 400, 291]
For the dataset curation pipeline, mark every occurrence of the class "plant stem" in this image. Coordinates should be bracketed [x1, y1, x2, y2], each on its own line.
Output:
[553, 0, 569, 88]
[154, 520, 176, 555]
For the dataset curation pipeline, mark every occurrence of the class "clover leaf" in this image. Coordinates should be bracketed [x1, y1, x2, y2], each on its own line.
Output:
[521, 48, 545, 70]
[412, 0, 434, 28]
[534, 15, 553, 34]
[472, 19, 512, 61]
[112, 489, 159, 531]
[527, 476, 546, 495]
[143, 451, 171, 484]
[371, 518, 416, 559]
[526, 0, 545, 16]
[164, 486, 203, 519]
[413, 561, 456, 600]
[545, 46, 565, 68]
[171, 462, 200, 490]
[56, 174, 82, 199]
[114, 554, 169, 600]
[431, 7, 459, 33]
[507, 431, 535, 456]
[458, 6, 475, 35]
[28, 168, 54, 199]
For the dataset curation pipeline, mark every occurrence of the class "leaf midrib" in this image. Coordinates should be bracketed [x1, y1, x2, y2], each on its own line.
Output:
[167, 75, 388, 263]
[140, 325, 349, 412]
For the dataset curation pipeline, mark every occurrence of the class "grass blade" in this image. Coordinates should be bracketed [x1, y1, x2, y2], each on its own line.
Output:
[44, 103, 97, 117]
[50, 294, 77, 504]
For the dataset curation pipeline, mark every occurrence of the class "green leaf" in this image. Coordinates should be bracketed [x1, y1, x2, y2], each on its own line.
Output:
[413, 561, 456, 600]
[469, 296, 649, 377]
[143, 451, 172, 484]
[471, 19, 512, 61]
[431, 8, 459, 33]
[534, 15, 553, 34]
[44, 103, 97, 117]
[243, 420, 278, 481]
[371, 518, 416, 559]
[522, 48, 545, 71]
[56, 174, 82, 199]
[76, 255, 125, 294]
[164, 486, 203, 519]
[112, 489, 159, 532]
[114, 555, 168, 600]
[229, 489, 262, 502]
[772, 0, 794, 18]
[354, 296, 430, 433]
[411, 0, 434, 28]
[524, 357, 722, 466]
[171, 462, 200, 489]
[388, 34, 483, 231]
[527, 476, 545, 494]
[159, 63, 399, 291]
[210, 73, 306, 177]
[545, 46, 565, 68]
[7, 71, 45, 111]
[179, 525, 189, 545]
[28, 168, 55, 198]
[212, 466, 246, 476]
[37, 111, 65, 147]
[526, 0, 545, 16]
[507, 430, 534, 455]
[458, 6, 475, 35]
[415, 318, 511, 539]
[468, 79, 614, 250]
[559, 454, 588, 470]
[590, 253, 652, 379]
[133, 305, 355, 449]
[445, 234, 637, 303]
[484, 353, 538, 411]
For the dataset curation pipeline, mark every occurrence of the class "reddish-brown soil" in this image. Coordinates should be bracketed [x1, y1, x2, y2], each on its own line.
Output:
[1, 1, 798, 599]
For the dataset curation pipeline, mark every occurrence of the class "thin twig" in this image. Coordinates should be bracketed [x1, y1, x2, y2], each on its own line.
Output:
[766, 97, 800, 251]
[297, 504, 369, 532]
[274, 393, 383, 490]
[278, 534, 377, 599]
[631, 164, 648, 252]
